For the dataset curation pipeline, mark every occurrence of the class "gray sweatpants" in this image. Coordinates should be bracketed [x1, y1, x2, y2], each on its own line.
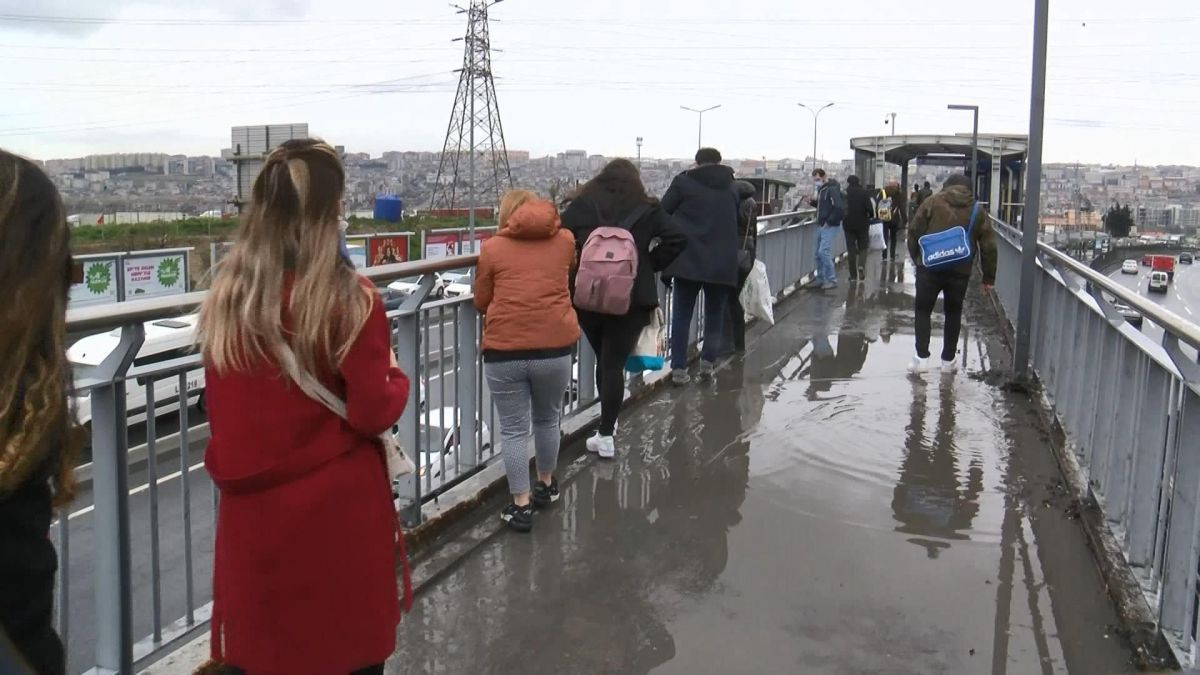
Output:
[484, 355, 572, 495]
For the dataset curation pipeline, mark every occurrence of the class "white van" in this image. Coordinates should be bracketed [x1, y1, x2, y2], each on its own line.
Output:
[1148, 271, 1169, 294]
[69, 315, 204, 428]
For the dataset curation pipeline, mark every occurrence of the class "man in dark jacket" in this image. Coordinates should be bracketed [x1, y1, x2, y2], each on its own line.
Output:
[917, 180, 934, 207]
[906, 173, 997, 373]
[662, 147, 740, 382]
[809, 168, 845, 290]
[877, 179, 907, 262]
[842, 175, 875, 281]
[724, 180, 758, 353]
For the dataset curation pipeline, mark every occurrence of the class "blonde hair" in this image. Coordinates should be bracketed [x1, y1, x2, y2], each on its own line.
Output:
[498, 189, 539, 229]
[0, 150, 79, 506]
[199, 139, 371, 383]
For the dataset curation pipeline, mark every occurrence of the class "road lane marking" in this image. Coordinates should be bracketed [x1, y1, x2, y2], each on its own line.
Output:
[61, 460, 208, 523]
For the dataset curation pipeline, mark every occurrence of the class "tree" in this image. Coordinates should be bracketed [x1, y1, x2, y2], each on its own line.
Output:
[1104, 203, 1134, 238]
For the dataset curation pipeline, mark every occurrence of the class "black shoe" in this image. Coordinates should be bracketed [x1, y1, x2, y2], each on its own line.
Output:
[500, 503, 533, 532]
[531, 478, 560, 509]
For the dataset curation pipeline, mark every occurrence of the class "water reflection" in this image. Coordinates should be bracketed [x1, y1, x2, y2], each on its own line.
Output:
[891, 376, 984, 558]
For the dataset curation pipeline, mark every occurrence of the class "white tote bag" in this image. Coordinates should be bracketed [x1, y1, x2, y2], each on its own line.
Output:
[625, 308, 666, 372]
[739, 260, 774, 326]
[868, 221, 887, 251]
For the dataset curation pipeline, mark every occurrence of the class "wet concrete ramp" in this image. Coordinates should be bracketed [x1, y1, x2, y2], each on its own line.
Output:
[390, 259, 1136, 674]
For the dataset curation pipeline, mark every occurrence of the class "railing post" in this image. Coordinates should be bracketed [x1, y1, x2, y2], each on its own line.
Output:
[457, 303, 479, 469]
[393, 280, 435, 528]
[1015, 0, 1049, 378]
[87, 323, 143, 675]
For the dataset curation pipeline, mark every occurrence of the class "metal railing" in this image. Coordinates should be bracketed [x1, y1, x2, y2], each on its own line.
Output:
[989, 215, 1200, 666]
[59, 210, 833, 673]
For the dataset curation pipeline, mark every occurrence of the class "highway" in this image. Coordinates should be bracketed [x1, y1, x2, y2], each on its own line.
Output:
[1105, 254, 1200, 348]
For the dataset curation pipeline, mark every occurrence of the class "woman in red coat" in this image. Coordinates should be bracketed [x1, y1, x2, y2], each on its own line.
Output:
[198, 139, 411, 675]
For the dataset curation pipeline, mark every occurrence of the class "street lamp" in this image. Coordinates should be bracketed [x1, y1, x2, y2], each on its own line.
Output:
[636, 136, 643, 168]
[948, 104, 979, 194]
[680, 105, 720, 150]
[798, 102, 834, 174]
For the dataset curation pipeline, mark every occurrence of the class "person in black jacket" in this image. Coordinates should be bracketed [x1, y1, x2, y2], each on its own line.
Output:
[563, 159, 687, 458]
[724, 180, 758, 353]
[661, 147, 740, 383]
[842, 175, 876, 281]
[0, 150, 79, 675]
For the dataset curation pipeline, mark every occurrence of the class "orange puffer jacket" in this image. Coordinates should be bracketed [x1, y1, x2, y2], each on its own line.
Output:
[474, 199, 580, 357]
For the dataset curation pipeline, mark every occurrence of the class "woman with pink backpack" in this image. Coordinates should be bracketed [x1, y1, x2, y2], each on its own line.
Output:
[562, 159, 687, 458]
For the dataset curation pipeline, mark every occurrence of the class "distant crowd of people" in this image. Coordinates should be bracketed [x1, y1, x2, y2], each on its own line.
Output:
[0, 136, 998, 673]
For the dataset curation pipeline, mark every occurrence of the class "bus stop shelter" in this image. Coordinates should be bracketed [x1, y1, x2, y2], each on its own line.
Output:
[850, 134, 1028, 225]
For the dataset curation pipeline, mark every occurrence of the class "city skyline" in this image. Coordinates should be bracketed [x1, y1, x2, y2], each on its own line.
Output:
[0, 0, 1197, 165]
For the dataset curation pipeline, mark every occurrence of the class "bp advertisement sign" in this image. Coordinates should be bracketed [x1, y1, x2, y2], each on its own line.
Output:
[123, 252, 188, 299]
[69, 256, 120, 307]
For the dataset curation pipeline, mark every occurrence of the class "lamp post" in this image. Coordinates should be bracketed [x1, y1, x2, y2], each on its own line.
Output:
[636, 136, 643, 168]
[798, 102, 834, 174]
[948, 104, 979, 193]
[680, 105, 720, 149]
[1014, 0, 1048, 379]
[884, 112, 896, 135]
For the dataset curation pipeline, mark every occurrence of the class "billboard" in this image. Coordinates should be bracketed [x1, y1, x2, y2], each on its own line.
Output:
[122, 250, 189, 299]
[423, 230, 461, 259]
[367, 234, 412, 267]
[459, 227, 497, 254]
[70, 254, 121, 307]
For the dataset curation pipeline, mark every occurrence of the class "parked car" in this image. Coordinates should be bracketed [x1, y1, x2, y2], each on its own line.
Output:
[1180, 252, 1194, 265]
[1121, 259, 1139, 275]
[69, 314, 204, 429]
[441, 270, 474, 298]
[1112, 302, 1143, 328]
[387, 273, 444, 299]
[412, 407, 492, 479]
[1148, 271, 1169, 294]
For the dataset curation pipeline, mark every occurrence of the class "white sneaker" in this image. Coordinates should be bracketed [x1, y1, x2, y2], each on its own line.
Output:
[587, 433, 616, 459]
[909, 355, 931, 374]
[941, 358, 959, 374]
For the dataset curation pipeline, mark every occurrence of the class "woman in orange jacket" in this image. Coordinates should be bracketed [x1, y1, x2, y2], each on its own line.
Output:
[474, 189, 579, 532]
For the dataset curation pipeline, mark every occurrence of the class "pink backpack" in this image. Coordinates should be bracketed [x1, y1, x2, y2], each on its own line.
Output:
[573, 205, 648, 315]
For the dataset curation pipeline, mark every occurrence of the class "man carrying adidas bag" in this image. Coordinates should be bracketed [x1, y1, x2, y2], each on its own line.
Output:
[906, 173, 997, 374]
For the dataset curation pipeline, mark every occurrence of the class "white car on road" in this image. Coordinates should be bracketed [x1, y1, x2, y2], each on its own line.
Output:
[1121, 259, 1139, 275]
[69, 315, 204, 428]
[387, 274, 444, 299]
[441, 270, 474, 299]
[413, 407, 492, 480]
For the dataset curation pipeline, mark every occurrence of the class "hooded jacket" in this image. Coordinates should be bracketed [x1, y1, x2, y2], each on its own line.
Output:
[907, 184, 998, 284]
[474, 199, 580, 359]
[661, 164, 741, 287]
[843, 179, 876, 230]
[813, 178, 845, 227]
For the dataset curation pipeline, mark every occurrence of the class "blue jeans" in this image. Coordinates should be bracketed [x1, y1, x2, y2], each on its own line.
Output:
[670, 280, 727, 369]
[816, 224, 839, 284]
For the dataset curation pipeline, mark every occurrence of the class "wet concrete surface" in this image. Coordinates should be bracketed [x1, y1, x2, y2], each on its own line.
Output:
[389, 253, 1137, 674]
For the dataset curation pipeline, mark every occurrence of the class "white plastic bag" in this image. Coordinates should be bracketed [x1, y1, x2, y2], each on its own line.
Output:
[740, 260, 774, 326]
[868, 221, 886, 251]
[625, 308, 666, 372]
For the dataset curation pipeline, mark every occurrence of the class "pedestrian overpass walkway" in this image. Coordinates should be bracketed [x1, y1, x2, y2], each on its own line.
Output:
[386, 256, 1134, 674]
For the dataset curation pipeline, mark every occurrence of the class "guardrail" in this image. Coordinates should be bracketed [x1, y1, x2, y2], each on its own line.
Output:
[988, 215, 1200, 666]
[59, 212, 839, 674]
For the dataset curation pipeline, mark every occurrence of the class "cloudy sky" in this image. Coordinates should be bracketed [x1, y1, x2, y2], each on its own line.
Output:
[1, 0, 1197, 164]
